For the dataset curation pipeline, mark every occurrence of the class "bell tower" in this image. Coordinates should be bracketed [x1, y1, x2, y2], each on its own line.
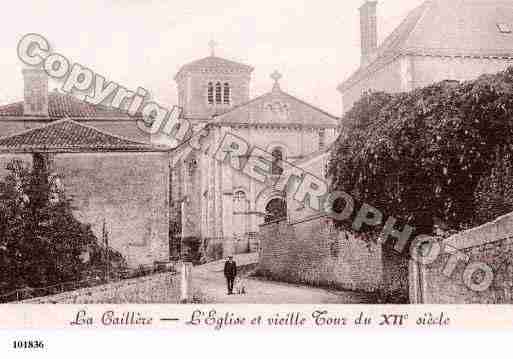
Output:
[174, 42, 253, 120]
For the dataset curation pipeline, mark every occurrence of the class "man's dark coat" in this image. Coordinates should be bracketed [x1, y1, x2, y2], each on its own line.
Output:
[224, 260, 237, 278]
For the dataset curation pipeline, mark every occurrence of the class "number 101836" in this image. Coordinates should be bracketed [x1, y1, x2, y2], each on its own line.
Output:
[12, 340, 45, 350]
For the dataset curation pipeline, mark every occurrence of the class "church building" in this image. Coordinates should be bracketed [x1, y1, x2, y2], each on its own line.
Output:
[165, 47, 339, 259]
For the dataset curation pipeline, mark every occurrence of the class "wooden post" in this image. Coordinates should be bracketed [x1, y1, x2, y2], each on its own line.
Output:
[180, 261, 193, 302]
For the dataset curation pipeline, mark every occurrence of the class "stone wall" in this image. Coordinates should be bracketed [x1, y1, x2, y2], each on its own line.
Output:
[257, 215, 382, 292]
[0, 151, 170, 268]
[54, 152, 170, 268]
[412, 212, 513, 304]
[381, 246, 409, 303]
[287, 152, 330, 223]
[21, 272, 178, 304]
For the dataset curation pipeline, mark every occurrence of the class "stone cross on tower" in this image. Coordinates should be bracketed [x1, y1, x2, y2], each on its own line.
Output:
[271, 70, 282, 91]
[209, 40, 218, 57]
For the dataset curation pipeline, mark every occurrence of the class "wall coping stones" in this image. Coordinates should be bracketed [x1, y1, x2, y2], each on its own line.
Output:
[444, 211, 513, 251]
[19, 272, 175, 304]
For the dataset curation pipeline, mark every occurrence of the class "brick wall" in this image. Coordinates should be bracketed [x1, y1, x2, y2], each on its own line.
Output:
[413, 212, 513, 304]
[258, 215, 382, 292]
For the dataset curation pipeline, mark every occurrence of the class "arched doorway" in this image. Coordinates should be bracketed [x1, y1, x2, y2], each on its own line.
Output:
[265, 198, 287, 223]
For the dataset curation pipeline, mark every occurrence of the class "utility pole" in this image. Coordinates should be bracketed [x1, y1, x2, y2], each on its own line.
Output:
[102, 218, 110, 283]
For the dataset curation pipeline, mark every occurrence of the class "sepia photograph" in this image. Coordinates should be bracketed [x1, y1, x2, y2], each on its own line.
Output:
[0, 0, 513, 314]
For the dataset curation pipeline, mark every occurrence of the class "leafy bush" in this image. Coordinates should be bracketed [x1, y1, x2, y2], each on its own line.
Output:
[474, 148, 513, 224]
[329, 67, 513, 235]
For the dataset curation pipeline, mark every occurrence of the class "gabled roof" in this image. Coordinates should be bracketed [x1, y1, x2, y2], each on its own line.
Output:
[211, 87, 339, 128]
[0, 119, 168, 153]
[338, 0, 513, 92]
[174, 55, 254, 80]
[0, 91, 141, 119]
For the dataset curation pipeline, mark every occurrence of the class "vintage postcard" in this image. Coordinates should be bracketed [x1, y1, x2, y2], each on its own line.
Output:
[1, 0, 513, 341]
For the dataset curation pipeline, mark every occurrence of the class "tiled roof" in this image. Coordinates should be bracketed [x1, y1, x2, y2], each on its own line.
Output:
[174, 56, 253, 79]
[0, 91, 141, 119]
[338, 0, 513, 92]
[212, 87, 339, 128]
[0, 119, 167, 153]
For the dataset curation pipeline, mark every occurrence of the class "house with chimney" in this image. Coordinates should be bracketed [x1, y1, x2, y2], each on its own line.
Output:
[338, 0, 513, 123]
[0, 68, 149, 144]
[0, 69, 170, 268]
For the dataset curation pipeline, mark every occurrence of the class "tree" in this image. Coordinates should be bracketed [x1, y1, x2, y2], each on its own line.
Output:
[0, 158, 125, 295]
[474, 146, 513, 224]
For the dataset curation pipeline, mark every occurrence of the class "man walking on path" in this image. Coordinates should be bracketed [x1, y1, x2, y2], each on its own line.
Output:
[224, 256, 237, 295]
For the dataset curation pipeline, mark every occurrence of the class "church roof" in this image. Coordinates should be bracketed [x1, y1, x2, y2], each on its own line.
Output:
[0, 91, 142, 120]
[338, 0, 513, 92]
[292, 147, 330, 166]
[211, 85, 339, 128]
[0, 118, 167, 153]
[174, 56, 254, 80]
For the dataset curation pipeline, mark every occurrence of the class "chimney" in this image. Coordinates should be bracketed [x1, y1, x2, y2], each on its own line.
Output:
[359, 0, 378, 66]
[23, 68, 48, 116]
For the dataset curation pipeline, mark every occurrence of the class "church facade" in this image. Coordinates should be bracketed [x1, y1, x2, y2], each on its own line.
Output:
[162, 52, 339, 259]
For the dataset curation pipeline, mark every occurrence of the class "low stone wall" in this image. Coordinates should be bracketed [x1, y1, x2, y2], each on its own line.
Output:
[257, 215, 382, 293]
[21, 272, 179, 304]
[412, 212, 513, 304]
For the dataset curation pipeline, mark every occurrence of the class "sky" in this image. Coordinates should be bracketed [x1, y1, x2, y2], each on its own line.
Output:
[0, 0, 425, 116]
